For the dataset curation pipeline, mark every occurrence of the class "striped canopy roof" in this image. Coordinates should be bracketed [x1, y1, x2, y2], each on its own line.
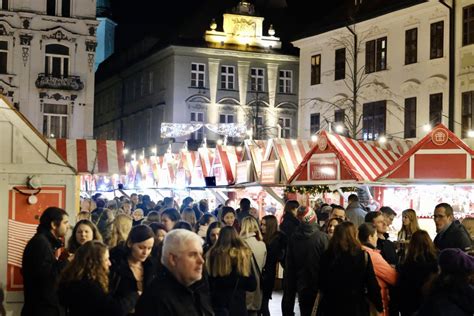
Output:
[264, 139, 314, 180]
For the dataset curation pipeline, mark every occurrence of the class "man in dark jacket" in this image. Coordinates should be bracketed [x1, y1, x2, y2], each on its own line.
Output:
[286, 206, 328, 316]
[135, 229, 213, 315]
[236, 198, 252, 224]
[21, 207, 69, 316]
[365, 211, 398, 266]
[433, 203, 471, 252]
[279, 200, 300, 316]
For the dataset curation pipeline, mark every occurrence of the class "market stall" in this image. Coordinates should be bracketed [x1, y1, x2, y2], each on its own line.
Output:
[0, 98, 78, 314]
[211, 145, 243, 185]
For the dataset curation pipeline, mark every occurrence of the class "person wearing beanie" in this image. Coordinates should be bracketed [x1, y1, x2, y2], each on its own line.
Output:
[285, 206, 329, 316]
[417, 248, 474, 316]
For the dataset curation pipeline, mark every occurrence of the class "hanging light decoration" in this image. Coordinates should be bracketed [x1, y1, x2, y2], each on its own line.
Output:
[161, 123, 204, 138]
[205, 123, 247, 137]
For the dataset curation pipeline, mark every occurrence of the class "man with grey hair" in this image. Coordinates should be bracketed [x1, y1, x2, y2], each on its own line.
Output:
[135, 229, 214, 315]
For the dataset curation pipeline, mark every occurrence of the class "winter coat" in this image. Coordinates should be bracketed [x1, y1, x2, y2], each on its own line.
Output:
[208, 265, 257, 316]
[91, 207, 113, 243]
[279, 212, 299, 269]
[345, 202, 367, 227]
[377, 238, 398, 266]
[262, 232, 286, 299]
[58, 278, 138, 316]
[362, 245, 398, 316]
[397, 258, 438, 316]
[109, 244, 157, 315]
[318, 249, 383, 316]
[286, 223, 328, 294]
[135, 267, 214, 316]
[241, 233, 267, 311]
[433, 220, 472, 252]
[21, 228, 67, 316]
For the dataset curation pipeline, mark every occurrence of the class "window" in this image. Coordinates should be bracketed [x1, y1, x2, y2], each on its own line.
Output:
[148, 71, 154, 94]
[279, 70, 292, 93]
[365, 37, 387, 73]
[191, 63, 205, 88]
[250, 68, 264, 92]
[219, 114, 234, 124]
[405, 28, 418, 65]
[61, 0, 70, 17]
[310, 113, 320, 133]
[47, 0, 56, 15]
[362, 101, 386, 140]
[0, 41, 7, 74]
[2, 0, 8, 10]
[404, 97, 417, 138]
[45, 44, 69, 78]
[257, 115, 264, 128]
[311, 54, 321, 85]
[43, 104, 68, 138]
[462, 91, 474, 137]
[463, 5, 474, 46]
[220, 65, 235, 90]
[429, 93, 443, 125]
[279, 117, 291, 138]
[430, 21, 444, 59]
[334, 48, 345, 80]
[190, 112, 204, 140]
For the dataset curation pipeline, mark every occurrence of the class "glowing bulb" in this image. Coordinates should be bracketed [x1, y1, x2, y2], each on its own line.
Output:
[311, 134, 318, 142]
[423, 124, 432, 132]
[139, 155, 144, 160]
[291, 139, 297, 145]
[151, 148, 157, 154]
[246, 130, 253, 136]
[123, 148, 129, 154]
[236, 146, 242, 152]
[131, 154, 136, 160]
[217, 139, 223, 146]
[468, 130, 474, 138]
[335, 125, 344, 133]
[50, 133, 55, 138]
[378, 136, 387, 144]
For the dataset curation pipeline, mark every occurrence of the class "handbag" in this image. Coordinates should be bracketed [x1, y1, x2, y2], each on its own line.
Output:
[364, 251, 379, 316]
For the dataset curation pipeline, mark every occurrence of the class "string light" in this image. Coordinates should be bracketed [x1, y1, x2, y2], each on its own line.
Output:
[123, 148, 129, 154]
[217, 139, 223, 146]
[468, 130, 474, 138]
[423, 124, 432, 132]
[335, 124, 344, 133]
[378, 136, 387, 143]
[311, 134, 318, 142]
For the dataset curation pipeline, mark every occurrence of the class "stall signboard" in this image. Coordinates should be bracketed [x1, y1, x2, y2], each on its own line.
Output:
[309, 158, 338, 180]
[261, 160, 279, 184]
[235, 161, 251, 184]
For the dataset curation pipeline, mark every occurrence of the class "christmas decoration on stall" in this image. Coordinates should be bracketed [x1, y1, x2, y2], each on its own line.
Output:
[161, 123, 203, 138]
[284, 185, 358, 195]
[205, 123, 247, 137]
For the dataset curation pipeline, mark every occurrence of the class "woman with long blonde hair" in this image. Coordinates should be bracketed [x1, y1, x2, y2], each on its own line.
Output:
[108, 214, 133, 248]
[206, 226, 256, 316]
[398, 209, 420, 242]
[58, 241, 138, 316]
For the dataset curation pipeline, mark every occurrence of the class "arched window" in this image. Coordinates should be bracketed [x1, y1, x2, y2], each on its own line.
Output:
[45, 44, 69, 78]
[47, 0, 56, 16]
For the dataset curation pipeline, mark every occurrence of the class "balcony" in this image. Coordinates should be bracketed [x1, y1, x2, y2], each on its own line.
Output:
[35, 73, 84, 91]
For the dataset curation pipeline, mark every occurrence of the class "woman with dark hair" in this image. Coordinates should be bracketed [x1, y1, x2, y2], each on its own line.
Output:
[221, 206, 240, 231]
[325, 217, 344, 239]
[172, 220, 193, 231]
[181, 207, 198, 228]
[204, 221, 222, 254]
[318, 222, 383, 316]
[260, 215, 286, 316]
[358, 223, 397, 316]
[59, 241, 138, 316]
[110, 225, 156, 315]
[397, 230, 438, 316]
[160, 208, 181, 232]
[196, 213, 217, 238]
[206, 226, 256, 316]
[60, 220, 103, 261]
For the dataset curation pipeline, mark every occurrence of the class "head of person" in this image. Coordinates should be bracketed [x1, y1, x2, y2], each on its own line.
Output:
[181, 207, 197, 227]
[240, 216, 263, 241]
[225, 198, 236, 208]
[77, 210, 91, 221]
[434, 203, 454, 233]
[401, 209, 420, 234]
[240, 198, 251, 212]
[126, 225, 154, 263]
[261, 215, 278, 244]
[96, 199, 106, 209]
[149, 222, 167, 244]
[59, 241, 111, 293]
[328, 221, 361, 256]
[365, 211, 386, 236]
[182, 197, 194, 208]
[39, 207, 69, 238]
[380, 206, 397, 226]
[109, 214, 133, 247]
[405, 230, 438, 264]
[348, 194, 359, 204]
[198, 213, 216, 226]
[206, 221, 223, 246]
[358, 222, 378, 247]
[173, 220, 193, 231]
[296, 206, 317, 225]
[132, 208, 144, 222]
[221, 206, 236, 227]
[283, 200, 300, 217]
[130, 193, 139, 205]
[330, 206, 346, 221]
[142, 195, 151, 205]
[161, 229, 204, 287]
[68, 220, 103, 253]
[162, 197, 173, 208]
[198, 199, 209, 213]
[326, 217, 344, 238]
[249, 207, 259, 219]
[161, 208, 181, 231]
[143, 211, 160, 225]
[438, 248, 474, 276]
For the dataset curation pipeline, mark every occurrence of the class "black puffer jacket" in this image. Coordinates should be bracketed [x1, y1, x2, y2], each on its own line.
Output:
[434, 220, 472, 252]
[286, 223, 328, 293]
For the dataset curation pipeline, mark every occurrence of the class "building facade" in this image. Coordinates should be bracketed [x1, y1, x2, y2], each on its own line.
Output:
[95, 0, 115, 71]
[94, 1, 299, 154]
[0, 0, 97, 139]
[293, 0, 474, 142]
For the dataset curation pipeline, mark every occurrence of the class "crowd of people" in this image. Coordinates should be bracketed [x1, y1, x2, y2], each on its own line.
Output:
[8, 193, 474, 316]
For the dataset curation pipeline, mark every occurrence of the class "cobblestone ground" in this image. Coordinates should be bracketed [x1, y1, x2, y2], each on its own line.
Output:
[269, 291, 301, 316]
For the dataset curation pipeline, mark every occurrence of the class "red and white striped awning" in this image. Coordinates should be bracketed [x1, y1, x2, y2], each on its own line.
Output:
[176, 151, 198, 187]
[211, 145, 243, 185]
[367, 139, 415, 156]
[265, 139, 314, 180]
[48, 139, 126, 175]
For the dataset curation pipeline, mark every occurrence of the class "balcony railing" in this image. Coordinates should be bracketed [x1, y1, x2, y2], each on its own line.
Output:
[35, 73, 84, 91]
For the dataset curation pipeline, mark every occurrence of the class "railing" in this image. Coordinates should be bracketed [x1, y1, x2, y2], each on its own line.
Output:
[35, 73, 84, 91]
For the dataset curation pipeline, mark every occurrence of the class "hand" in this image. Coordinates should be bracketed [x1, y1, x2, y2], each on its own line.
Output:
[68, 253, 75, 262]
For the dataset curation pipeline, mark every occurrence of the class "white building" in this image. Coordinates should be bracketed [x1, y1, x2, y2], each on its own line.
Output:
[0, 0, 98, 139]
[94, 1, 299, 154]
[293, 0, 474, 142]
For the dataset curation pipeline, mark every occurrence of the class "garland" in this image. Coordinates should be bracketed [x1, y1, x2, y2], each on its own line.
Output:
[284, 185, 357, 195]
